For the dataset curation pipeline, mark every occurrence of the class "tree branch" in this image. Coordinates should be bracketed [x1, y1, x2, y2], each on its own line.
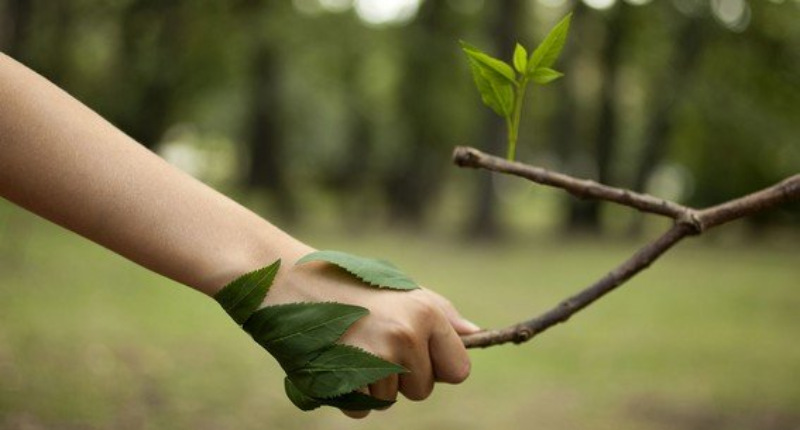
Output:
[453, 146, 692, 221]
[453, 146, 800, 349]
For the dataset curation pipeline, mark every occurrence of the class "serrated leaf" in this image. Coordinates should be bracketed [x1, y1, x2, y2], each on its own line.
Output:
[284, 377, 395, 412]
[528, 13, 572, 74]
[296, 250, 418, 290]
[287, 344, 406, 398]
[530, 67, 564, 85]
[213, 260, 280, 325]
[244, 302, 368, 368]
[285, 377, 322, 411]
[460, 41, 516, 83]
[321, 390, 395, 411]
[513, 43, 528, 73]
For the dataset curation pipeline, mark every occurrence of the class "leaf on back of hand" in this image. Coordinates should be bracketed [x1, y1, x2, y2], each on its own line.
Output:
[296, 250, 418, 290]
[285, 377, 322, 411]
[287, 344, 406, 398]
[527, 13, 572, 75]
[321, 390, 395, 411]
[284, 377, 395, 411]
[214, 260, 280, 325]
[244, 302, 368, 367]
[530, 67, 564, 85]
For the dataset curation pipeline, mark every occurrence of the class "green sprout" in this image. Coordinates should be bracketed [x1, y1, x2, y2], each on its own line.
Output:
[461, 13, 572, 161]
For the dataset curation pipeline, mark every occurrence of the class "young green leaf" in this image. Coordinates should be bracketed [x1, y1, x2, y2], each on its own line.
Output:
[460, 41, 517, 118]
[466, 59, 515, 117]
[214, 260, 280, 325]
[528, 13, 572, 74]
[460, 41, 516, 83]
[296, 250, 418, 290]
[287, 344, 406, 398]
[513, 43, 528, 74]
[244, 302, 368, 366]
[530, 67, 564, 85]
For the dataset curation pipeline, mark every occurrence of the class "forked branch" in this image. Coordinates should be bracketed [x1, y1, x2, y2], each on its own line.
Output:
[453, 146, 800, 349]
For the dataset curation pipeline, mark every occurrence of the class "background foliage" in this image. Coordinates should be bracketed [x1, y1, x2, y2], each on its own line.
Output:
[0, 0, 798, 428]
[1, 0, 797, 234]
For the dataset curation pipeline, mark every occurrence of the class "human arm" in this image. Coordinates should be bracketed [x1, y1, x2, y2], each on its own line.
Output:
[0, 53, 479, 417]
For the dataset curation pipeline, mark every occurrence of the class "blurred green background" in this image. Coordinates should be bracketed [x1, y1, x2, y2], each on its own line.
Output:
[1, 0, 799, 429]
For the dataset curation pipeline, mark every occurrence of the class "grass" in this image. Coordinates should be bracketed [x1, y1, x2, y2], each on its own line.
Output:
[1, 206, 798, 430]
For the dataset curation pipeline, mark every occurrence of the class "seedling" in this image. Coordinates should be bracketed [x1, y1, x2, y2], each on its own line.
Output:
[461, 13, 572, 160]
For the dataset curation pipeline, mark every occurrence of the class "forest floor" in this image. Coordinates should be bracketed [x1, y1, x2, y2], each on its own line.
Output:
[1, 206, 798, 430]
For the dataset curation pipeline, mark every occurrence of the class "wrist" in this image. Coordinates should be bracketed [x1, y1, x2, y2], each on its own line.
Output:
[197, 221, 313, 298]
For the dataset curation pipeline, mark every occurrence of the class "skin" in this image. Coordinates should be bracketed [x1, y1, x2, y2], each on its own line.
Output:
[0, 53, 480, 418]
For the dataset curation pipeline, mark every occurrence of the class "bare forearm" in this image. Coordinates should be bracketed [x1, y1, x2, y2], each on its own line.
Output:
[0, 53, 306, 295]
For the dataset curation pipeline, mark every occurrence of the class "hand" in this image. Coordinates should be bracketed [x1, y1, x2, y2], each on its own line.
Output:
[265, 249, 481, 418]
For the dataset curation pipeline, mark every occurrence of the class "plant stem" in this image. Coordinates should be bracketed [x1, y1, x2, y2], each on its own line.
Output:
[505, 117, 515, 160]
[506, 77, 529, 160]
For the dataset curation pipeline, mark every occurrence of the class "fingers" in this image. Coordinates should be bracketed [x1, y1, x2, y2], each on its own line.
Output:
[397, 299, 470, 399]
[341, 409, 370, 419]
[339, 288, 476, 416]
[341, 387, 371, 419]
[429, 318, 471, 384]
[340, 375, 398, 418]
[398, 333, 435, 401]
[369, 374, 399, 407]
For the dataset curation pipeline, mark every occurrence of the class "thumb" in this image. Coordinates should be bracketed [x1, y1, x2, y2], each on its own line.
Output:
[424, 289, 482, 335]
[449, 315, 482, 335]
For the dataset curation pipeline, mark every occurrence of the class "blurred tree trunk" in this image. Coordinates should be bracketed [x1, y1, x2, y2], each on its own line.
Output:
[331, 55, 374, 231]
[464, 0, 525, 240]
[382, 1, 457, 228]
[117, 1, 179, 149]
[567, 4, 631, 233]
[627, 16, 706, 236]
[1, 0, 32, 59]
[245, 40, 296, 223]
[552, 3, 586, 234]
[7, 1, 73, 86]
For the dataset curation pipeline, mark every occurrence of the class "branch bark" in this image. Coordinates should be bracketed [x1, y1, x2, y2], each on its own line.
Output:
[453, 146, 800, 348]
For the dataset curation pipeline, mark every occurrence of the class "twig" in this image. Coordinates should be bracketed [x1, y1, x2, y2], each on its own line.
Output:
[453, 146, 692, 221]
[453, 146, 800, 348]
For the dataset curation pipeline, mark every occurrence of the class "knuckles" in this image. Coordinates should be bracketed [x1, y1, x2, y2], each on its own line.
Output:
[385, 321, 418, 351]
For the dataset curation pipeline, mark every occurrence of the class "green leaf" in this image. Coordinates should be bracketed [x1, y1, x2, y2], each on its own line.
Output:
[530, 67, 564, 85]
[321, 390, 395, 411]
[213, 260, 280, 325]
[528, 13, 572, 74]
[296, 250, 418, 290]
[284, 378, 395, 411]
[285, 377, 322, 411]
[513, 43, 528, 74]
[466, 59, 515, 117]
[287, 344, 406, 398]
[460, 41, 516, 83]
[460, 41, 516, 118]
[244, 302, 368, 367]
